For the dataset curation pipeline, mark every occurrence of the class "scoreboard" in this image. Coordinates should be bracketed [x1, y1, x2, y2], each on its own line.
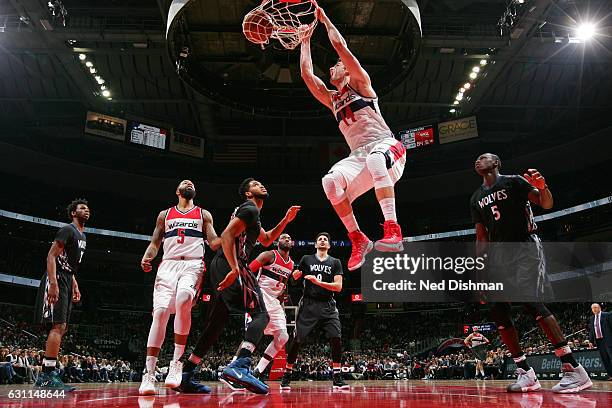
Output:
[128, 121, 168, 150]
[399, 125, 435, 150]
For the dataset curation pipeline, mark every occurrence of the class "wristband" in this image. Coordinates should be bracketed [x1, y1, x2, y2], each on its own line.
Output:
[249, 259, 264, 273]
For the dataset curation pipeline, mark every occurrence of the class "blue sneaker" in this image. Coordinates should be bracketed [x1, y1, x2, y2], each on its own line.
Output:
[221, 357, 269, 395]
[172, 370, 211, 394]
[34, 371, 76, 392]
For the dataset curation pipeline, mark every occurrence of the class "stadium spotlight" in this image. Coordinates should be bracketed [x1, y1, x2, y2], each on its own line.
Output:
[78, 53, 86, 61]
[464, 82, 471, 90]
[449, 108, 456, 113]
[453, 100, 459, 105]
[576, 23, 596, 41]
[472, 66, 481, 73]
[480, 59, 487, 66]
[85, 61, 93, 68]
[102, 90, 110, 97]
[456, 93, 464, 101]
[89, 68, 96, 74]
[469, 72, 478, 79]
[459, 87, 465, 93]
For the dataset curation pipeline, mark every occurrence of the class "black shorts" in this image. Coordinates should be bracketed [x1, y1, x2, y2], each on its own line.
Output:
[210, 255, 266, 315]
[488, 235, 554, 302]
[294, 297, 341, 343]
[34, 269, 73, 328]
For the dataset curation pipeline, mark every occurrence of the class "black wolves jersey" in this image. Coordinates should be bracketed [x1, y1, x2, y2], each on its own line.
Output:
[470, 175, 537, 242]
[297, 254, 343, 300]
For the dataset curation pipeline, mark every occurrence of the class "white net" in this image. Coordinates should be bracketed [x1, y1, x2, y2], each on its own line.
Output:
[243, 0, 318, 50]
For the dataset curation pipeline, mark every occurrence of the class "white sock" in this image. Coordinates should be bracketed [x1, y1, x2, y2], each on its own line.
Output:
[145, 356, 157, 374]
[173, 343, 185, 362]
[340, 213, 359, 233]
[379, 198, 397, 221]
[256, 356, 272, 373]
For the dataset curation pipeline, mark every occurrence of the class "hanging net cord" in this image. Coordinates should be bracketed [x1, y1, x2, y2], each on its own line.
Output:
[243, 0, 318, 50]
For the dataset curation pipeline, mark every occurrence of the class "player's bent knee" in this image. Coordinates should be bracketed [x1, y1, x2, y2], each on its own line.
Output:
[322, 172, 347, 205]
[276, 330, 289, 346]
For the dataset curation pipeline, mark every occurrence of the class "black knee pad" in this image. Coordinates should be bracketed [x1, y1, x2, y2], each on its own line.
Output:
[490, 303, 513, 330]
[524, 303, 552, 321]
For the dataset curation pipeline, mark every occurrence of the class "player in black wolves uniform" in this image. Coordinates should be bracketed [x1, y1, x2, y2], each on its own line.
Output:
[34, 199, 89, 391]
[176, 178, 300, 395]
[471, 153, 591, 394]
[281, 232, 349, 391]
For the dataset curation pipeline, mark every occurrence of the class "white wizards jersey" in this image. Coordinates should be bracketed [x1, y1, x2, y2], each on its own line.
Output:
[470, 333, 487, 348]
[162, 206, 205, 260]
[331, 84, 394, 151]
[258, 250, 294, 298]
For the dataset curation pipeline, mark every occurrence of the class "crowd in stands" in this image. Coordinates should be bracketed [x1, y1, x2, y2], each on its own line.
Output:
[0, 295, 605, 386]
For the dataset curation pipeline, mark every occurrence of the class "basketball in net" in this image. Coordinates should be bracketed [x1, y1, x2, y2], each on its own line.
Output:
[243, 0, 318, 50]
[243, 9, 274, 45]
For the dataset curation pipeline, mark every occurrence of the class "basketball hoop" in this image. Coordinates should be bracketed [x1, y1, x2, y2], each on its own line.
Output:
[243, 0, 318, 50]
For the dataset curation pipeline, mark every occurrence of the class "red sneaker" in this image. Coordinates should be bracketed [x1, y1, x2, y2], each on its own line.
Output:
[374, 221, 404, 252]
[347, 230, 373, 271]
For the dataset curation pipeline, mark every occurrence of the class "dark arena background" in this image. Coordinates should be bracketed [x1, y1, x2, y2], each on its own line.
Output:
[1, 0, 612, 407]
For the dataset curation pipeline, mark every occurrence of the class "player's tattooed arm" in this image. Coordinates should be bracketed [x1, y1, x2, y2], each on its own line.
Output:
[316, 7, 373, 91]
[304, 274, 343, 292]
[259, 206, 301, 247]
[141, 210, 166, 272]
[464, 333, 473, 347]
[46, 240, 65, 304]
[300, 37, 333, 109]
[202, 209, 221, 251]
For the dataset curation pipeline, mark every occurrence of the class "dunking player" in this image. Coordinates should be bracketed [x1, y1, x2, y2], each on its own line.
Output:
[175, 178, 300, 394]
[34, 199, 89, 391]
[300, 6, 407, 271]
[138, 180, 220, 395]
[280, 232, 349, 390]
[471, 153, 591, 393]
[222, 233, 295, 390]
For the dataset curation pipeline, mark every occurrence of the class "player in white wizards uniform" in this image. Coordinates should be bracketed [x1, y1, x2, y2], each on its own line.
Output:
[249, 233, 294, 379]
[301, 6, 407, 271]
[139, 180, 220, 395]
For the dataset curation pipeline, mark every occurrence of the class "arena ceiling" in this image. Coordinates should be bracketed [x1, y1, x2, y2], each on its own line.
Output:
[1, 0, 611, 149]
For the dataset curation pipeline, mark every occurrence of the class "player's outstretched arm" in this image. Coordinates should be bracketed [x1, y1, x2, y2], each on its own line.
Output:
[317, 6, 371, 87]
[300, 37, 332, 109]
[202, 209, 221, 251]
[259, 205, 301, 247]
[523, 169, 553, 209]
[141, 210, 165, 272]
